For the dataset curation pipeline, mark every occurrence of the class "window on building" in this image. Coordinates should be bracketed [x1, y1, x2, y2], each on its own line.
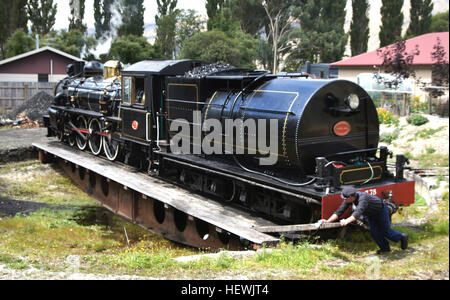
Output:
[38, 74, 49, 82]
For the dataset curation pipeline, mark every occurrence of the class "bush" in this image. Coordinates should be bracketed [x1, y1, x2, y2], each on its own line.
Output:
[407, 114, 429, 126]
[377, 108, 399, 125]
[411, 95, 428, 113]
[380, 128, 400, 144]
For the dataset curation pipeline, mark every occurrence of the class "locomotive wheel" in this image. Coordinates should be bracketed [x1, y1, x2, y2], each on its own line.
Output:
[88, 118, 103, 156]
[75, 116, 88, 151]
[68, 134, 76, 147]
[103, 135, 120, 161]
[57, 128, 64, 142]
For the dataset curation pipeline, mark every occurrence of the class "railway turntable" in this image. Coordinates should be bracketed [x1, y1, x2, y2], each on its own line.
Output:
[34, 140, 281, 250]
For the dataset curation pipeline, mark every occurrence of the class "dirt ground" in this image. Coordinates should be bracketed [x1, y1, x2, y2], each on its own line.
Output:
[380, 114, 449, 165]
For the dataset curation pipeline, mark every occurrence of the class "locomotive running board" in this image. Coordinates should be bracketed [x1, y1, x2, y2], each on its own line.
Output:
[33, 140, 279, 250]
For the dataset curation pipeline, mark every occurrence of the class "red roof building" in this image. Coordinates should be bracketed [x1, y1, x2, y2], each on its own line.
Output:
[331, 32, 449, 88]
[0, 46, 83, 83]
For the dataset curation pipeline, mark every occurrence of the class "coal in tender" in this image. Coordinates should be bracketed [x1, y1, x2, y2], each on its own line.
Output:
[6, 91, 53, 122]
[185, 62, 235, 78]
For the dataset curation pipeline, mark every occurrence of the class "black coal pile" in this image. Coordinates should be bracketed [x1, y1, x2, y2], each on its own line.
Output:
[6, 91, 53, 122]
[185, 62, 235, 78]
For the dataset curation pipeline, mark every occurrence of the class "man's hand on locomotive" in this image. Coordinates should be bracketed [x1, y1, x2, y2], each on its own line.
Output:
[339, 215, 356, 227]
[320, 214, 355, 226]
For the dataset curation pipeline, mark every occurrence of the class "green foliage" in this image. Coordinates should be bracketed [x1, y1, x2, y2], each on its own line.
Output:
[229, 0, 268, 37]
[175, 9, 205, 52]
[350, 0, 370, 56]
[430, 10, 449, 33]
[69, 0, 87, 33]
[117, 0, 145, 36]
[27, 0, 57, 35]
[205, 0, 226, 31]
[109, 35, 158, 64]
[411, 95, 428, 113]
[5, 29, 35, 58]
[405, 0, 433, 38]
[0, 0, 28, 59]
[41, 29, 97, 58]
[180, 29, 258, 68]
[294, 0, 348, 63]
[407, 114, 429, 126]
[207, 9, 240, 33]
[431, 37, 449, 96]
[155, 0, 179, 59]
[379, 0, 404, 47]
[426, 147, 436, 154]
[94, 0, 114, 39]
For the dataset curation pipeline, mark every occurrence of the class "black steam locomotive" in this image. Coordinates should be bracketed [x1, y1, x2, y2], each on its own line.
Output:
[45, 59, 415, 225]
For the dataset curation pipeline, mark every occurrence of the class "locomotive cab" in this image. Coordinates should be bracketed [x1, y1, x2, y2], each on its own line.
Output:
[118, 60, 209, 164]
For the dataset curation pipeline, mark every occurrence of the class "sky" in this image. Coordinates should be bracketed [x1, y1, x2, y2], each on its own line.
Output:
[52, 0, 449, 57]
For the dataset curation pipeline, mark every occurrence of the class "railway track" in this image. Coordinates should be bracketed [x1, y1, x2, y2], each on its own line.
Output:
[387, 164, 449, 177]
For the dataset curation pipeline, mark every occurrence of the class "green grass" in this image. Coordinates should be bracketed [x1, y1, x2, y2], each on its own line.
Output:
[0, 161, 96, 206]
[414, 126, 446, 140]
[403, 152, 449, 168]
[0, 253, 29, 270]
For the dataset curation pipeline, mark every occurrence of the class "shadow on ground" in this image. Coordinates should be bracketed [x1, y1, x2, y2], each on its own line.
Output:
[0, 197, 52, 217]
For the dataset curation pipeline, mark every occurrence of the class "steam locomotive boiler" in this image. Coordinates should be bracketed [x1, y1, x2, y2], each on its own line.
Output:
[45, 59, 415, 228]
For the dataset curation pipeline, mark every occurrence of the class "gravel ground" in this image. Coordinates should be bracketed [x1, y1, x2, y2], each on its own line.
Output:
[0, 128, 51, 163]
[0, 263, 159, 280]
[0, 128, 49, 152]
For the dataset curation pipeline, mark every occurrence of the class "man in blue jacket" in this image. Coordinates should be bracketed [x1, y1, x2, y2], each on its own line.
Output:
[324, 187, 409, 254]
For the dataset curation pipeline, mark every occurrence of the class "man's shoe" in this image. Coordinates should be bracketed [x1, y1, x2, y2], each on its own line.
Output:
[376, 249, 391, 255]
[401, 233, 409, 250]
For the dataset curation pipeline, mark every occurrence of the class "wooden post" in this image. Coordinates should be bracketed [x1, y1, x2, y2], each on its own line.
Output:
[402, 93, 408, 116]
[24, 84, 29, 101]
[380, 92, 385, 108]
[428, 92, 432, 115]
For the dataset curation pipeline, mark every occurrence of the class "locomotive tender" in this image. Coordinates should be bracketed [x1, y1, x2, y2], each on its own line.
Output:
[45, 59, 415, 226]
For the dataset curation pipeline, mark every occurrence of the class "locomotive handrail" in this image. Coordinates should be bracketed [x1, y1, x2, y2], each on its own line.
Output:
[239, 106, 296, 115]
[324, 147, 382, 158]
[241, 71, 271, 94]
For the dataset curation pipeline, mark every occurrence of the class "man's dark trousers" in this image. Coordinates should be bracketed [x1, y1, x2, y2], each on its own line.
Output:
[368, 202, 403, 251]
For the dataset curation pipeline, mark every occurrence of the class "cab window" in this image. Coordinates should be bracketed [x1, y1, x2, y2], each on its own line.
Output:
[123, 77, 132, 105]
[135, 77, 146, 105]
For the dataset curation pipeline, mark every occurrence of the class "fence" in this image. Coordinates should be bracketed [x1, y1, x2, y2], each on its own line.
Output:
[0, 82, 56, 113]
[368, 89, 449, 117]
